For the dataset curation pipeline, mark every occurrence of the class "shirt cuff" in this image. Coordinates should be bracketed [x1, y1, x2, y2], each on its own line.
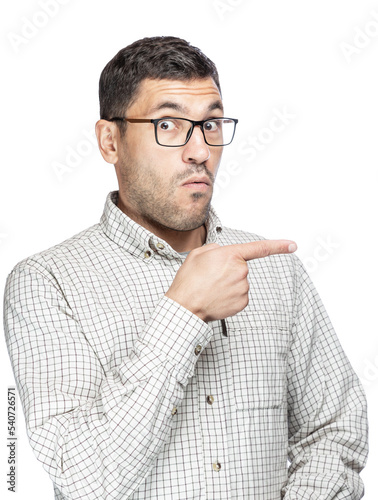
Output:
[137, 296, 213, 383]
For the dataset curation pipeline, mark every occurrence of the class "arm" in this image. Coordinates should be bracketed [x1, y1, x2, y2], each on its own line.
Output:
[3, 263, 212, 499]
[283, 255, 368, 499]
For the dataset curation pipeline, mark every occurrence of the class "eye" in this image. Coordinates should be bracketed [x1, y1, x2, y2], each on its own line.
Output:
[157, 120, 176, 131]
[204, 120, 220, 132]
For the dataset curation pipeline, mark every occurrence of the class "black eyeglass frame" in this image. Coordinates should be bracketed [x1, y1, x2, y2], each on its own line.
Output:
[107, 116, 239, 147]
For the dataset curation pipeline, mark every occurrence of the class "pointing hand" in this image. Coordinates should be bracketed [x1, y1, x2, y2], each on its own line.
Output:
[165, 239, 297, 322]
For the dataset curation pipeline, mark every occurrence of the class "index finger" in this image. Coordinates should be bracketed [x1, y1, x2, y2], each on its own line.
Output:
[229, 239, 297, 262]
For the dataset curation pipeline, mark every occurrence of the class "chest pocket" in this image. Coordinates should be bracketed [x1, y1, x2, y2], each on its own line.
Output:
[227, 310, 291, 410]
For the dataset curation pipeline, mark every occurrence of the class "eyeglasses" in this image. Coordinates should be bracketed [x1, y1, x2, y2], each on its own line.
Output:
[108, 116, 238, 147]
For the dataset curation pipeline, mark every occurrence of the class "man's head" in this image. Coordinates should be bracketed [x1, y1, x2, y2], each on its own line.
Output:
[96, 37, 232, 247]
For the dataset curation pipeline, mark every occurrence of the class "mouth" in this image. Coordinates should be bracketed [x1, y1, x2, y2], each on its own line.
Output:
[181, 176, 212, 191]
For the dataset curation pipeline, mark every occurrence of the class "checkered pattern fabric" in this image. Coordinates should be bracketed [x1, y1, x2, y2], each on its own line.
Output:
[3, 191, 368, 499]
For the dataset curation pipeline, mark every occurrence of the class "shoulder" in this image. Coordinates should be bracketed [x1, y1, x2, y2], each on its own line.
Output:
[6, 223, 105, 279]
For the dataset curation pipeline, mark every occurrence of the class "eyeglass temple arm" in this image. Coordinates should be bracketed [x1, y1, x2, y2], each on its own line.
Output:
[107, 118, 153, 123]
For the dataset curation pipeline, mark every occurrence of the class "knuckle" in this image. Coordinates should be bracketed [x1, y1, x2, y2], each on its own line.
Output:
[190, 248, 201, 258]
[200, 243, 220, 254]
[191, 244, 213, 256]
[235, 263, 248, 281]
[240, 268, 248, 281]
[241, 294, 249, 310]
[238, 280, 249, 299]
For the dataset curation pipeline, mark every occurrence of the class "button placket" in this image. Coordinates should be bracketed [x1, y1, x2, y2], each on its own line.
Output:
[195, 320, 230, 496]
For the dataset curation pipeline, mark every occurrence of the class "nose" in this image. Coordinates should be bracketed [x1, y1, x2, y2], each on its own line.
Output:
[182, 125, 210, 164]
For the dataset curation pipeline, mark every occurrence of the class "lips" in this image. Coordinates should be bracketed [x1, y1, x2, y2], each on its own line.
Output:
[182, 176, 211, 186]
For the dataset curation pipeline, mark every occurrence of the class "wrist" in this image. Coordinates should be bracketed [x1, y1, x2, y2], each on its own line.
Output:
[164, 291, 207, 323]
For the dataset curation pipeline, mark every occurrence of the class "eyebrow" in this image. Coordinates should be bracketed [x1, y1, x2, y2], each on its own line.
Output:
[148, 100, 224, 116]
[207, 100, 224, 113]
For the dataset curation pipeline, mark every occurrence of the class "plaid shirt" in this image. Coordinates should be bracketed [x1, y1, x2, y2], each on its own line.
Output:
[4, 191, 368, 499]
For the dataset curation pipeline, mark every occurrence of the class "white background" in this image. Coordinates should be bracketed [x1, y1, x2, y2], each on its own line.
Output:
[1, 0, 377, 497]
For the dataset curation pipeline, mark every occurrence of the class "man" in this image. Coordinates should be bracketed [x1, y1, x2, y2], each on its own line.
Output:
[4, 36, 368, 499]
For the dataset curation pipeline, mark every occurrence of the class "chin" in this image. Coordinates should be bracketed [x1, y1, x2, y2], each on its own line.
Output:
[174, 206, 211, 232]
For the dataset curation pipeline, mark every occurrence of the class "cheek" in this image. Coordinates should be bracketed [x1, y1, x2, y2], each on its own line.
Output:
[147, 149, 182, 178]
[139, 151, 178, 191]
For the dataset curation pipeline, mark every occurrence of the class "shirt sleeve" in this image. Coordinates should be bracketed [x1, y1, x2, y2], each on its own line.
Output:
[282, 255, 369, 499]
[3, 263, 213, 500]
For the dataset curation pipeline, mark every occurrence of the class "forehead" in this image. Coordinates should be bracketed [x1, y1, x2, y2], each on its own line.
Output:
[128, 77, 223, 115]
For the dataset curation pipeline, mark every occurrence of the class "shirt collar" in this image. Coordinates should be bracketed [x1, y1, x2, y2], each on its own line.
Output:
[99, 191, 223, 261]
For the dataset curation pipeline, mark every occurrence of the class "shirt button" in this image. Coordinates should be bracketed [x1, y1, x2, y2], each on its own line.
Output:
[171, 407, 178, 416]
[144, 250, 152, 259]
[212, 462, 221, 472]
[156, 242, 165, 250]
[206, 395, 214, 405]
[194, 344, 202, 356]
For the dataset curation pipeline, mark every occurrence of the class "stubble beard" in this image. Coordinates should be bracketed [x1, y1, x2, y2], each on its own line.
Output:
[118, 157, 215, 233]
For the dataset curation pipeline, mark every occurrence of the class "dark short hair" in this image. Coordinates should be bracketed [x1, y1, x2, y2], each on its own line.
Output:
[99, 36, 221, 135]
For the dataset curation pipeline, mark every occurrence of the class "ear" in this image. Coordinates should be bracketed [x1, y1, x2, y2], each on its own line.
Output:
[95, 119, 120, 164]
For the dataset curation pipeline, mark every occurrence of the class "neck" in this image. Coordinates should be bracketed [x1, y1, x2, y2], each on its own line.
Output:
[117, 196, 207, 253]
[153, 223, 207, 253]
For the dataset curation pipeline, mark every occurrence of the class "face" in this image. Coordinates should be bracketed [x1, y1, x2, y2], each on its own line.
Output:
[114, 77, 224, 233]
